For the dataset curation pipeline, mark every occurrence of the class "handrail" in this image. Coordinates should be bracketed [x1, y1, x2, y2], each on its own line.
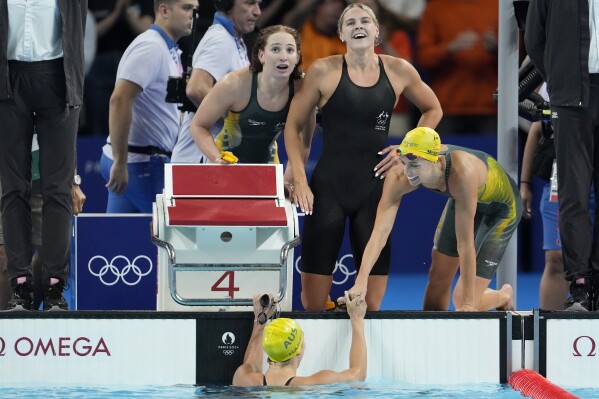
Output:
[151, 233, 300, 307]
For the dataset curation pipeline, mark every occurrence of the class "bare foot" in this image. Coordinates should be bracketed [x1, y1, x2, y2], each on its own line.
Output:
[496, 284, 514, 311]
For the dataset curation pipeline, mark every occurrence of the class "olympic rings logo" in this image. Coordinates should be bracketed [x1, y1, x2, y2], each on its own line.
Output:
[223, 350, 235, 356]
[294, 254, 356, 285]
[88, 255, 153, 286]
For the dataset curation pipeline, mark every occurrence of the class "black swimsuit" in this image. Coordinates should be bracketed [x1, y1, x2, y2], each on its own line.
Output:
[301, 56, 396, 276]
[263, 375, 295, 386]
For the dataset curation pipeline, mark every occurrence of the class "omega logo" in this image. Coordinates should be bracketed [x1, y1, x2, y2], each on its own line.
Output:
[0, 336, 110, 357]
[572, 336, 596, 357]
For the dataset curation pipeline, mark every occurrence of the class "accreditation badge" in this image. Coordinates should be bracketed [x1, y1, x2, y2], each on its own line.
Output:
[549, 159, 558, 202]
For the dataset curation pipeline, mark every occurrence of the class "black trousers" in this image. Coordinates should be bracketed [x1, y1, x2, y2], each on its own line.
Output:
[552, 74, 599, 282]
[0, 59, 79, 286]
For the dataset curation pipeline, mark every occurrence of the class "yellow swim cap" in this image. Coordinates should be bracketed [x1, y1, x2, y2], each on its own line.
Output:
[262, 318, 304, 362]
[396, 127, 441, 163]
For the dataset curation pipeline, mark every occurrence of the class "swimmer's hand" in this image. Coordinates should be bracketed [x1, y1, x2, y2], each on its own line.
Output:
[374, 145, 400, 179]
[339, 290, 367, 319]
[345, 280, 367, 305]
[291, 180, 313, 215]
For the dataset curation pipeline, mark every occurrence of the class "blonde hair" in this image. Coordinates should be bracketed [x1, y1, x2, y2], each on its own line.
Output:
[337, 3, 379, 35]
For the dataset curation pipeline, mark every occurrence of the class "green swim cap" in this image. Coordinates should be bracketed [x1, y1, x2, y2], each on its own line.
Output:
[262, 318, 304, 362]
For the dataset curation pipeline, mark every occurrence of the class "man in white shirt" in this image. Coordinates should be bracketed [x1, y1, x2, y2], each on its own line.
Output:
[101, 0, 197, 213]
[171, 0, 261, 163]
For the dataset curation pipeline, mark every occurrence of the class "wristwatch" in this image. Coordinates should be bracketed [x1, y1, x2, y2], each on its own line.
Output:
[73, 175, 82, 186]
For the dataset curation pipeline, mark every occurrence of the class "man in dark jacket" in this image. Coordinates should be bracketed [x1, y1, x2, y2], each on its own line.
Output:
[0, 0, 87, 310]
[525, 0, 599, 311]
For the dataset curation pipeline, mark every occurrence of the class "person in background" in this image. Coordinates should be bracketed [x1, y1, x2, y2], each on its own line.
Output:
[376, 0, 425, 35]
[347, 127, 519, 311]
[101, 0, 196, 213]
[0, 142, 86, 310]
[171, 0, 262, 164]
[232, 291, 367, 386]
[0, 0, 87, 311]
[84, 0, 154, 136]
[254, 0, 294, 28]
[417, 0, 499, 135]
[525, 0, 599, 312]
[520, 84, 596, 310]
[281, 0, 347, 70]
[189, 25, 315, 180]
[520, 120, 565, 310]
[0, 8, 95, 310]
[284, 3, 442, 311]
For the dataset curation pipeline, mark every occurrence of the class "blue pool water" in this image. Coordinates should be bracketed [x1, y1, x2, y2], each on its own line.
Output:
[1, 381, 596, 399]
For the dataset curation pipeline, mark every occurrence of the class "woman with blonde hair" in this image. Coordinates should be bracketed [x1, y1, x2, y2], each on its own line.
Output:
[285, 3, 442, 311]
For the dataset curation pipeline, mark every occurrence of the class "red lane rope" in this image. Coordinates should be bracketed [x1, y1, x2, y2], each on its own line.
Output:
[509, 369, 580, 399]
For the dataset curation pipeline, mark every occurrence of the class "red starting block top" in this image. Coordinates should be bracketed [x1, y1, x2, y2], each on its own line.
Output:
[167, 199, 288, 226]
[169, 165, 279, 197]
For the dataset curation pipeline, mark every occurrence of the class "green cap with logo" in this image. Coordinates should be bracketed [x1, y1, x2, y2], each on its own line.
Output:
[262, 318, 304, 362]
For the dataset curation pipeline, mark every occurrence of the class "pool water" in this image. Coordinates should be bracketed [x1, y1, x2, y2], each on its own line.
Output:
[1, 381, 596, 399]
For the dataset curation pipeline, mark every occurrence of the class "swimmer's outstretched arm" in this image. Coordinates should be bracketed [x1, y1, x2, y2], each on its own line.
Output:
[232, 294, 270, 386]
[348, 168, 414, 299]
[296, 292, 368, 385]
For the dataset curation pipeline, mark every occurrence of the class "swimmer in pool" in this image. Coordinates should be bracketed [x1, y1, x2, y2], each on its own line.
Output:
[232, 291, 367, 386]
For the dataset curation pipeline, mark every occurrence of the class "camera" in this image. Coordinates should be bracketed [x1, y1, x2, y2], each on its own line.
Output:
[492, 1, 549, 125]
[166, 74, 197, 113]
[165, 7, 200, 113]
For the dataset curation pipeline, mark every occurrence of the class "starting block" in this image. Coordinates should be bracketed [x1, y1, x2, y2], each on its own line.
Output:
[152, 164, 299, 311]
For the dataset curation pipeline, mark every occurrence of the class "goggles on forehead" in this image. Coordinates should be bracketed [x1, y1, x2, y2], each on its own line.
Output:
[396, 148, 419, 161]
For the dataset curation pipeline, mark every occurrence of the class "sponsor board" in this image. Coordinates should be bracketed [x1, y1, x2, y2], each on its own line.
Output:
[545, 319, 599, 388]
[0, 319, 195, 385]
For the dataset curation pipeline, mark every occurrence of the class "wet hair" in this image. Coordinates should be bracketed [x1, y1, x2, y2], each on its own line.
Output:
[266, 357, 292, 366]
[337, 3, 379, 35]
[249, 25, 303, 80]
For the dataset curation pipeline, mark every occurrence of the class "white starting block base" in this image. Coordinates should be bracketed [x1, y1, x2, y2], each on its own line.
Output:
[155, 203, 297, 311]
[153, 164, 298, 311]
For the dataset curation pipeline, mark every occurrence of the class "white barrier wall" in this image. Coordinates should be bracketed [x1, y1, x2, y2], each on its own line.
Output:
[0, 311, 596, 388]
[541, 314, 599, 388]
[298, 318, 502, 384]
[0, 312, 508, 386]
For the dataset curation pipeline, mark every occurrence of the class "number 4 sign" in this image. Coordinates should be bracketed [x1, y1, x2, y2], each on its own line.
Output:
[211, 271, 240, 298]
